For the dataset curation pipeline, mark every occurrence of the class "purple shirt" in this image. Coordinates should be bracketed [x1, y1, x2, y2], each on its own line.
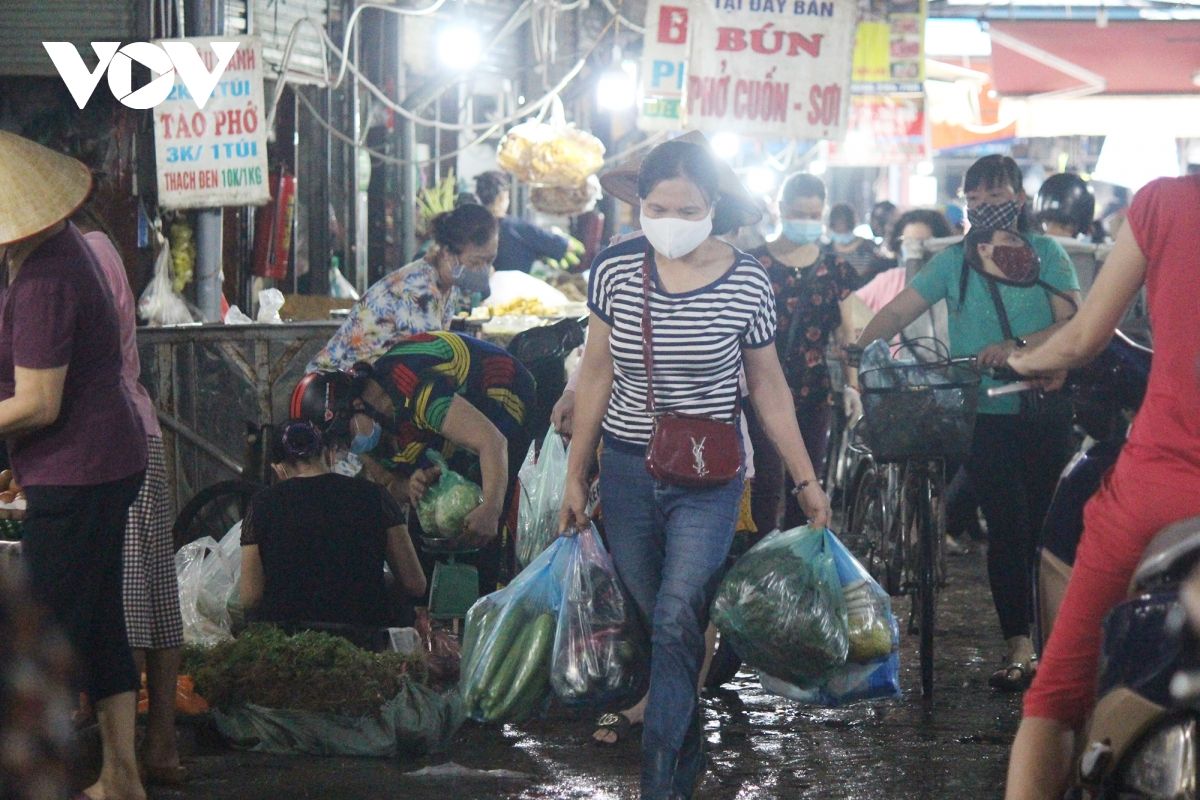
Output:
[84, 231, 160, 438]
[0, 224, 146, 487]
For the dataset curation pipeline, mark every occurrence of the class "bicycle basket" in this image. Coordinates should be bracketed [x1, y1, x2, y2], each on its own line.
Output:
[859, 362, 980, 462]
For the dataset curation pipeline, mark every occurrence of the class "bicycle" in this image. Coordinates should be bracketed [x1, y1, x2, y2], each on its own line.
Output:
[847, 347, 1024, 697]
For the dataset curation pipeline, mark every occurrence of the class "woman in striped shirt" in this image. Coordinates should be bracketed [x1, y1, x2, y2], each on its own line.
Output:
[559, 137, 831, 799]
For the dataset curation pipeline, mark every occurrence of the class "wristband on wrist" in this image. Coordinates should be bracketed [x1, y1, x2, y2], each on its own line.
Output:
[790, 479, 816, 497]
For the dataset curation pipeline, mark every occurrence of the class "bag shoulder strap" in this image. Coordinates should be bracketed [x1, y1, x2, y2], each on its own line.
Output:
[639, 247, 743, 420]
[640, 248, 658, 414]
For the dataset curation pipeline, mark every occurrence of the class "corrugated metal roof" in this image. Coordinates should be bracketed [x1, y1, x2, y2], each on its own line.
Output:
[0, 0, 138, 77]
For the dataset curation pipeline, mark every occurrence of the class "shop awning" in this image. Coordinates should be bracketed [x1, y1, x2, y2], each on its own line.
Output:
[997, 93, 1200, 137]
[988, 20, 1200, 96]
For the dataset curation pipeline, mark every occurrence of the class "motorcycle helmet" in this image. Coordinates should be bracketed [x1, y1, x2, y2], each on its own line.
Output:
[289, 371, 355, 431]
[1035, 173, 1095, 237]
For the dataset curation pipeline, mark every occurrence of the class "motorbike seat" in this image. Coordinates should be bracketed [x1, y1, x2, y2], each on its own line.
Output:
[1131, 516, 1200, 592]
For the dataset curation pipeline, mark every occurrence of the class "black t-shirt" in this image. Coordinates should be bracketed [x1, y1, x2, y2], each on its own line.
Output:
[241, 473, 405, 628]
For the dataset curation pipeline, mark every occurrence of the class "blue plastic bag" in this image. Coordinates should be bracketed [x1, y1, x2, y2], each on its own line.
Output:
[712, 526, 849, 687]
[758, 531, 901, 706]
[458, 536, 570, 723]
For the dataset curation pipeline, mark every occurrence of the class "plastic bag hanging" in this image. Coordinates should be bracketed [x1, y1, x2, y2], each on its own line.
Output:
[458, 538, 571, 724]
[550, 525, 645, 708]
[139, 222, 198, 326]
[516, 432, 569, 567]
[711, 525, 849, 687]
[496, 94, 605, 188]
[757, 531, 901, 707]
[415, 451, 484, 540]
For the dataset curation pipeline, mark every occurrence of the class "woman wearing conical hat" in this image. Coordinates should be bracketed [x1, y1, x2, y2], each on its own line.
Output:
[0, 131, 149, 800]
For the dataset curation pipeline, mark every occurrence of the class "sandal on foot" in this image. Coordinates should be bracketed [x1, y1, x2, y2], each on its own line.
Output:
[989, 659, 1035, 692]
[592, 712, 640, 746]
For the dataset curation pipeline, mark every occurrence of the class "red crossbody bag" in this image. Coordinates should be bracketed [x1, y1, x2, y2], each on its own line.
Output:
[640, 250, 742, 488]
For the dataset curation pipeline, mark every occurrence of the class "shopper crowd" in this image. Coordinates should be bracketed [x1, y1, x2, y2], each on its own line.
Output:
[1, 123, 1194, 800]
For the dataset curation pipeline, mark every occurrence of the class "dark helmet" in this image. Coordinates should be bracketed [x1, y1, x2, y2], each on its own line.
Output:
[289, 371, 354, 430]
[1036, 173, 1095, 236]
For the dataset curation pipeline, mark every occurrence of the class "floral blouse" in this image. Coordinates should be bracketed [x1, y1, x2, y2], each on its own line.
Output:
[749, 245, 859, 408]
[307, 260, 465, 372]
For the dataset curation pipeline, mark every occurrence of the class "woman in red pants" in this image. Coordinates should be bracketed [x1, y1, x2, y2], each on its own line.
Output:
[1004, 173, 1200, 798]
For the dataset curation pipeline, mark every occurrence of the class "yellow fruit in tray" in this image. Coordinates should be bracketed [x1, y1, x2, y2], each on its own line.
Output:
[488, 297, 559, 317]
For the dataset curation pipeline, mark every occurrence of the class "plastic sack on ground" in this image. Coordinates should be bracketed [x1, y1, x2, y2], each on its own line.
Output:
[415, 451, 484, 540]
[176, 522, 243, 647]
[711, 526, 848, 687]
[550, 525, 644, 708]
[210, 680, 464, 757]
[517, 432, 569, 567]
[758, 531, 901, 706]
[139, 228, 197, 326]
[458, 538, 570, 723]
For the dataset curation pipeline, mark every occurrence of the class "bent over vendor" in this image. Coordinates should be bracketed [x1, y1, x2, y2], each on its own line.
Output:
[294, 331, 535, 592]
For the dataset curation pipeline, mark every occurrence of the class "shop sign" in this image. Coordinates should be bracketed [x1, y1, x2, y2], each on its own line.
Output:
[850, 0, 925, 95]
[638, 0, 857, 139]
[828, 95, 927, 164]
[154, 36, 269, 210]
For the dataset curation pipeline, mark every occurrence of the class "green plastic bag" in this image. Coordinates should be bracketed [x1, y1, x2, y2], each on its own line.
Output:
[711, 525, 849, 687]
[210, 680, 465, 757]
[516, 431, 569, 567]
[415, 451, 484, 539]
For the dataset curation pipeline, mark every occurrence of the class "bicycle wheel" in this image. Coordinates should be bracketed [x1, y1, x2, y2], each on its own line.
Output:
[915, 468, 938, 698]
[848, 465, 902, 595]
[173, 479, 261, 551]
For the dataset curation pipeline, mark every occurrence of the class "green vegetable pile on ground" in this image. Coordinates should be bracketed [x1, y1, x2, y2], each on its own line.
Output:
[712, 527, 849, 687]
[187, 625, 428, 716]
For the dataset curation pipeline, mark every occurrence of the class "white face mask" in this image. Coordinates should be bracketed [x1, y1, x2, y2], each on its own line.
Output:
[639, 209, 713, 260]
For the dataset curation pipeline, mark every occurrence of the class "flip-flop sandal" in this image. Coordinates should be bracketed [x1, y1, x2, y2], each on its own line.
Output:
[592, 712, 640, 746]
[989, 659, 1035, 692]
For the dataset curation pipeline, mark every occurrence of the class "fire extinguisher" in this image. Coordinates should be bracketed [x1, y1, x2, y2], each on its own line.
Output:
[252, 169, 296, 280]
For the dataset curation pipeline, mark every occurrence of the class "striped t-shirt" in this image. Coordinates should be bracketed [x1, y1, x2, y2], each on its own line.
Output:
[587, 235, 777, 446]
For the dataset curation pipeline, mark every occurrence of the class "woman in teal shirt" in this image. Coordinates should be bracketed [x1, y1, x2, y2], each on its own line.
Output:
[852, 155, 1081, 691]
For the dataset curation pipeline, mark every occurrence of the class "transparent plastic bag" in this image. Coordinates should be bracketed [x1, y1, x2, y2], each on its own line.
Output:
[711, 526, 849, 687]
[550, 525, 645, 708]
[176, 522, 243, 646]
[415, 451, 484, 539]
[256, 288, 285, 323]
[757, 531, 900, 706]
[516, 432, 569, 567]
[458, 538, 570, 723]
[496, 95, 605, 188]
[139, 228, 197, 326]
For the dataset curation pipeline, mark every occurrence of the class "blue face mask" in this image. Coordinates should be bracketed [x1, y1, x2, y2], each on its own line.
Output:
[781, 219, 824, 245]
[454, 262, 492, 298]
[830, 231, 856, 246]
[350, 419, 382, 455]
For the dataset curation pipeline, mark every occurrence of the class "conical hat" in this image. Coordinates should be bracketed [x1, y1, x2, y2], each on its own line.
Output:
[0, 132, 92, 245]
[599, 130, 763, 228]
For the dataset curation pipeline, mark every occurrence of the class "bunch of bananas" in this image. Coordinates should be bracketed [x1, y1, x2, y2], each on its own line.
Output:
[416, 172, 458, 237]
[543, 235, 586, 271]
[169, 221, 195, 293]
[488, 297, 559, 317]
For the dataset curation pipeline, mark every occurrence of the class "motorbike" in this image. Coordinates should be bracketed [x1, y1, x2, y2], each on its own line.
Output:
[1071, 515, 1200, 799]
[1035, 329, 1152, 651]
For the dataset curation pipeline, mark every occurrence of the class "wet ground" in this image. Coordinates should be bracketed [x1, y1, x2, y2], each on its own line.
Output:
[130, 540, 1020, 800]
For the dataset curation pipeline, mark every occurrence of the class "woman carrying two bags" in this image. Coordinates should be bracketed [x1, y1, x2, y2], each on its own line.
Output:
[558, 135, 830, 799]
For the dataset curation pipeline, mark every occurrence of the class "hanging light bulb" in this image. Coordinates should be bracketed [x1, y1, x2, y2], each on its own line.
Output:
[438, 25, 482, 71]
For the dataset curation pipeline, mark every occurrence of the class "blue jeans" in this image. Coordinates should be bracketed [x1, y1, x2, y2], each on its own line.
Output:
[599, 439, 744, 757]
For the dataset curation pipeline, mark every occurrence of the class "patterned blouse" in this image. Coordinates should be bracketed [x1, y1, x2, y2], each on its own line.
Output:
[307, 260, 465, 372]
[748, 245, 859, 409]
[369, 332, 535, 477]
